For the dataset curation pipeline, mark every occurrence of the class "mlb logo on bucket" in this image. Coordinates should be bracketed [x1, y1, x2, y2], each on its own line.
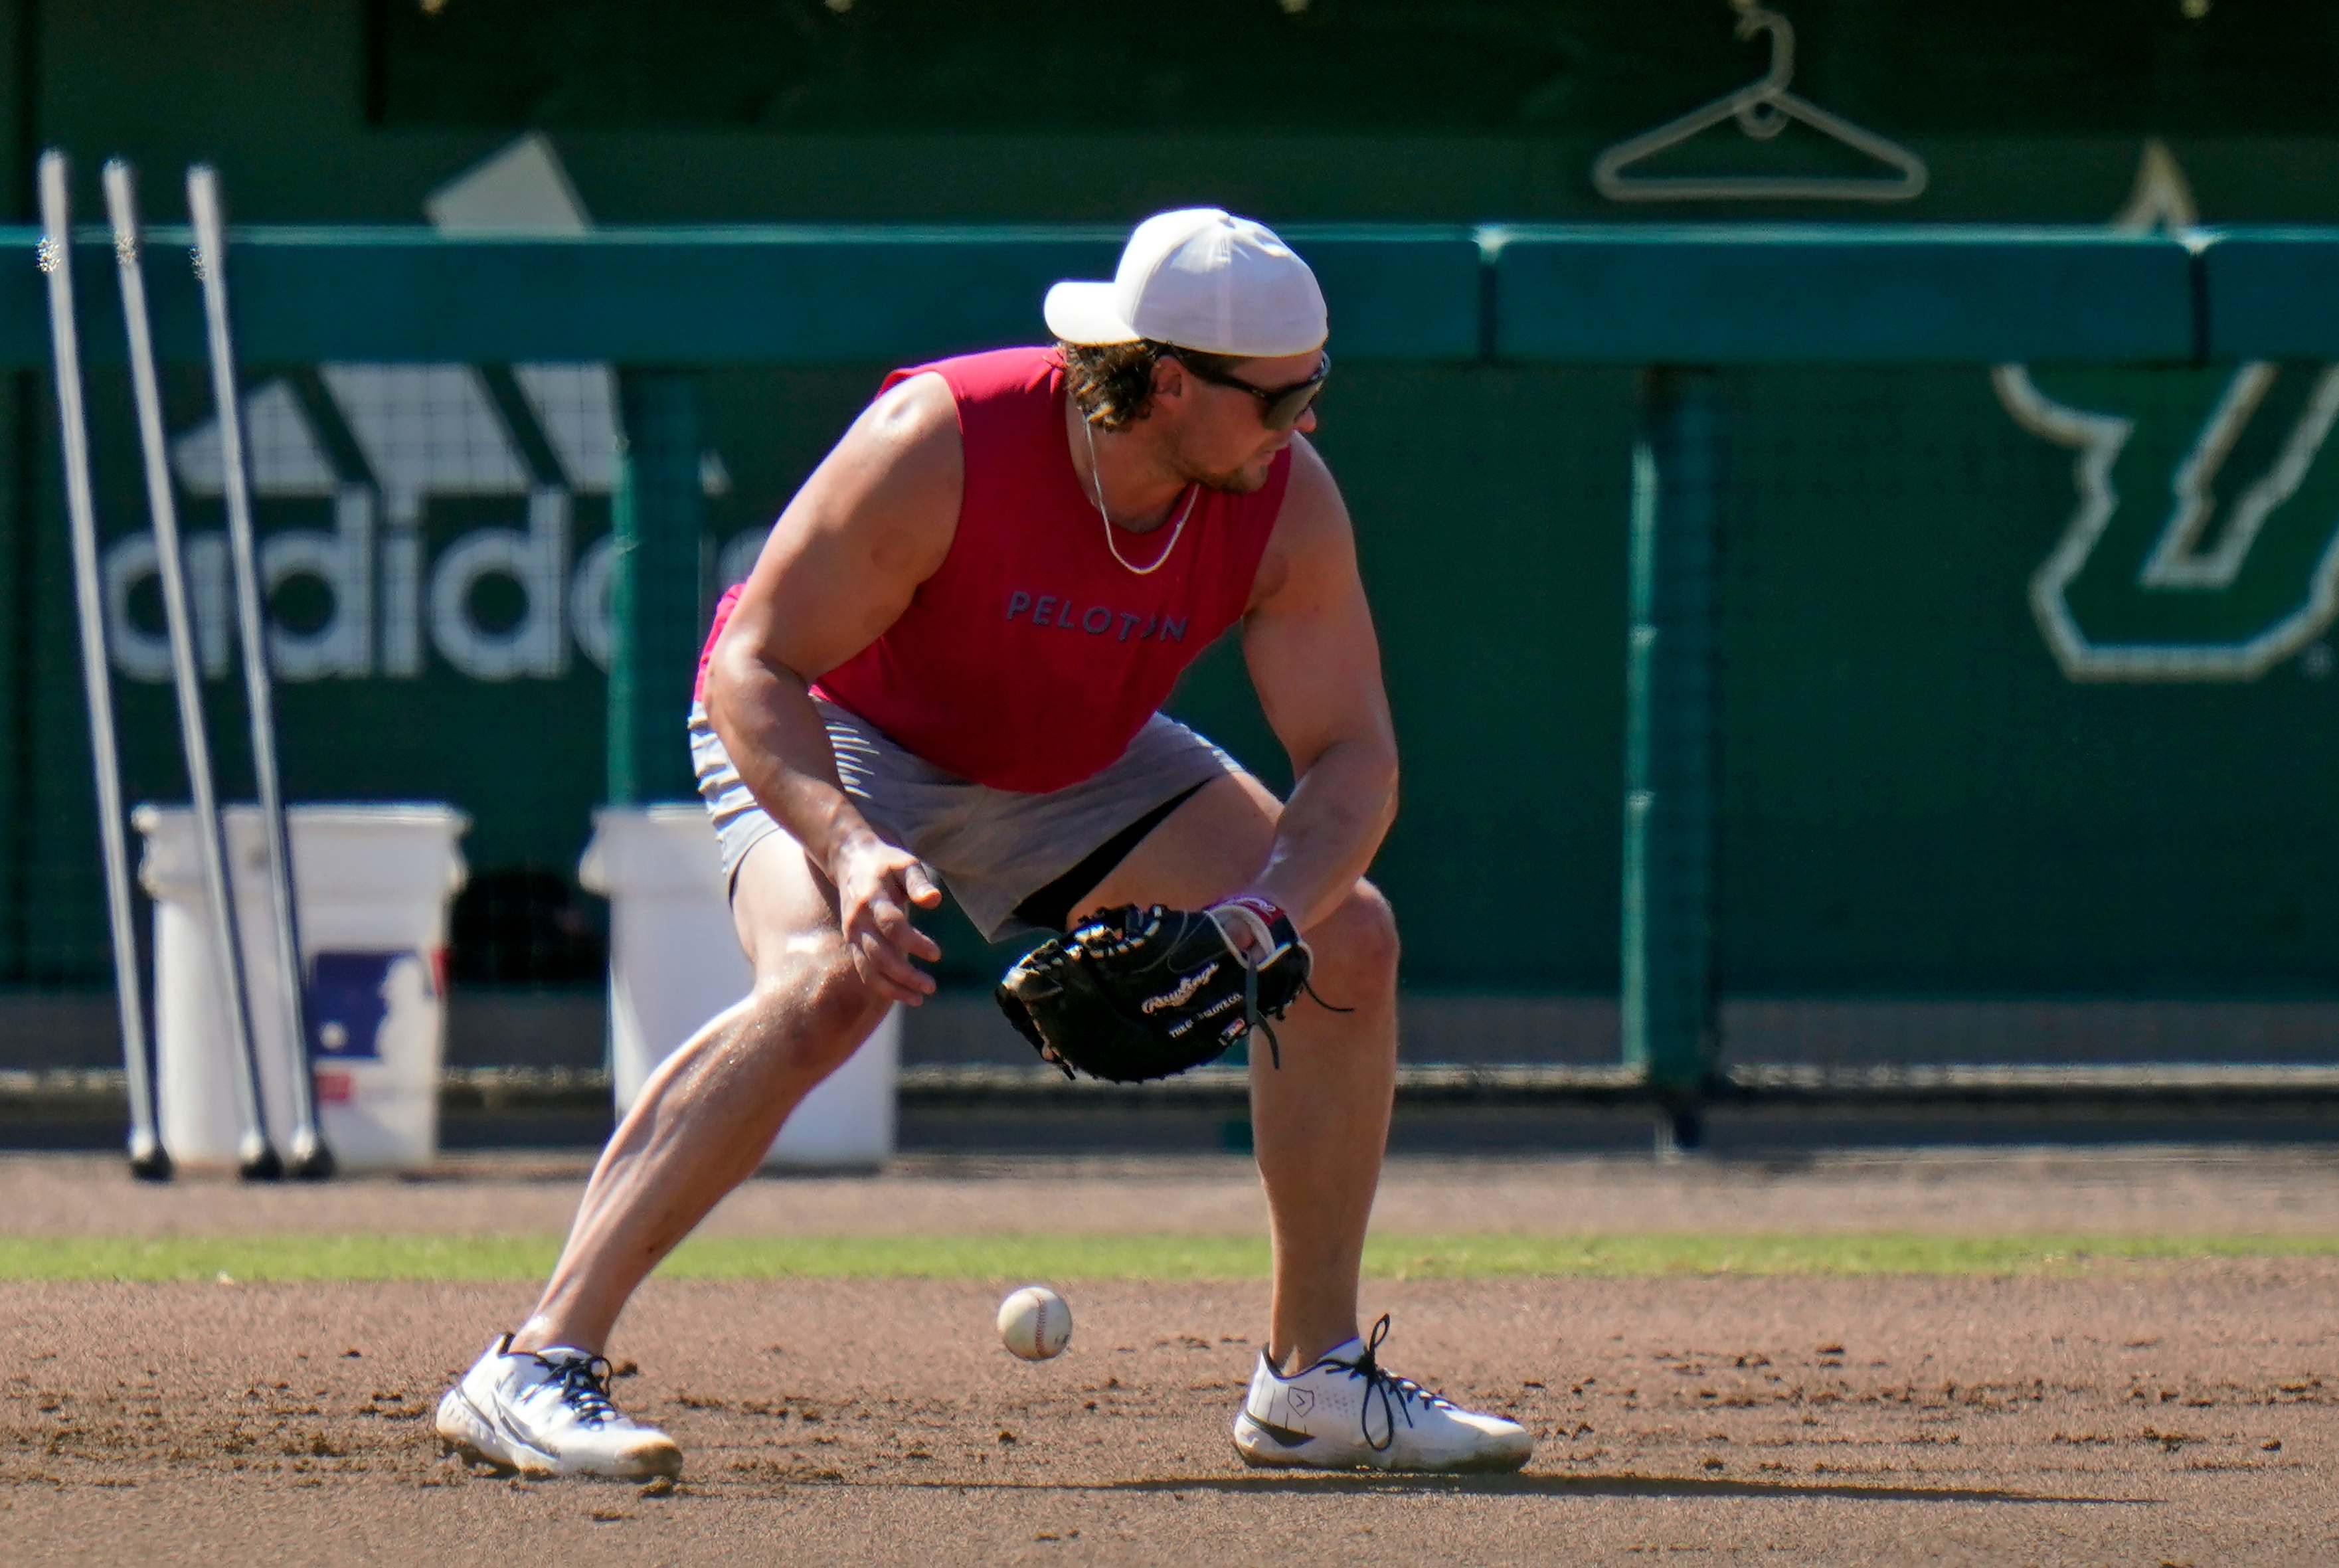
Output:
[307, 951, 431, 1062]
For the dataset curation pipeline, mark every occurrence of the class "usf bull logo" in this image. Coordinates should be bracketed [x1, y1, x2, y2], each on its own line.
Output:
[1998, 141, 2339, 683]
[1998, 361, 2339, 682]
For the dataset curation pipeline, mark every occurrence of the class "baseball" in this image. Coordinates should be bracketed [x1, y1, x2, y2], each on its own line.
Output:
[996, 1284, 1073, 1361]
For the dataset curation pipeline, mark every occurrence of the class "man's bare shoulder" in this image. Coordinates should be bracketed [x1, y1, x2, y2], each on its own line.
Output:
[780, 369, 963, 579]
[1278, 436, 1347, 533]
[1250, 436, 1355, 608]
[855, 370, 960, 454]
[721, 371, 962, 683]
[836, 370, 962, 506]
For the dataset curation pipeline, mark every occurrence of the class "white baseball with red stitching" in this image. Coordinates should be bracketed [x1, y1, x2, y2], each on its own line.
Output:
[997, 1285, 1074, 1360]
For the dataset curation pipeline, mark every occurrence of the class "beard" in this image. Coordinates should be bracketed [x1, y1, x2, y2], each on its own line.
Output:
[1193, 464, 1269, 495]
[1174, 442, 1279, 495]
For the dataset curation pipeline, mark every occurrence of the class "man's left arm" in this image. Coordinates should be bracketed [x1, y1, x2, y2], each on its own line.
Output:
[1235, 438, 1400, 933]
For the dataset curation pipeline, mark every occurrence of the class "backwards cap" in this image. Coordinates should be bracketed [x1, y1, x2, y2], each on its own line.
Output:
[1043, 208, 1326, 358]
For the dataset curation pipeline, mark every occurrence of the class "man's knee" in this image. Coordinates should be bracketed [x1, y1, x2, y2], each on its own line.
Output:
[1304, 880, 1400, 1007]
[747, 944, 889, 1073]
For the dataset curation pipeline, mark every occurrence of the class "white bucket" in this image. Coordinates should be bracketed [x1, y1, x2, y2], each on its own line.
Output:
[578, 805, 897, 1168]
[134, 804, 469, 1171]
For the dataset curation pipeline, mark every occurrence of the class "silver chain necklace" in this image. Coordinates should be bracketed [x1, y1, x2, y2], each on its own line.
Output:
[1083, 416, 1197, 576]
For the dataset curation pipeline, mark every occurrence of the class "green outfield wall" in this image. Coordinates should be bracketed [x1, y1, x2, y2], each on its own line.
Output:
[5, 226, 2338, 1009]
[3, 1, 2339, 1021]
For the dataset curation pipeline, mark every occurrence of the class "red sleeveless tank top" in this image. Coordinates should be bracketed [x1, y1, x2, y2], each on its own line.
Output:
[701, 345, 1289, 794]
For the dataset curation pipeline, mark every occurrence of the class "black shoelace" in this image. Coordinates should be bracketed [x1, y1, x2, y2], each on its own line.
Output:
[1241, 958, 1281, 1069]
[1231, 932, 1351, 1073]
[536, 1352, 620, 1429]
[1317, 1315, 1454, 1452]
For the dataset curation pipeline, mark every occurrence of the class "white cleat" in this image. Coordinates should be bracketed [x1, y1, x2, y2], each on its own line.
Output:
[434, 1334, 683, 1480]
[1232, 1315, 1533, 1474]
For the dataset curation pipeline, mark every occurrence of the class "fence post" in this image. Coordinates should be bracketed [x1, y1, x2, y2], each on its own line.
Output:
[1622, 366, 1723, 1150]
[608, 369, 705, 808]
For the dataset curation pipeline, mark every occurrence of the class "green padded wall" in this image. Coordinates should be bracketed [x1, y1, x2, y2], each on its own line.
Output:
[7, 0, 2339, 1015]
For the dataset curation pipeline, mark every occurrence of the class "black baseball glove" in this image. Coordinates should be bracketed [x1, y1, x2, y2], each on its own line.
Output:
[995, 901, 1314, 1083]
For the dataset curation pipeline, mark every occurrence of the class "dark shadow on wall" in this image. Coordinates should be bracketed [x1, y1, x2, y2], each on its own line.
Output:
[448, 862, 605, 987]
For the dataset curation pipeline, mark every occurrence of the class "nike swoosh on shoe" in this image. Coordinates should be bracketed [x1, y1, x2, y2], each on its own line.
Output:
[1243, 1417, 1316, 1448]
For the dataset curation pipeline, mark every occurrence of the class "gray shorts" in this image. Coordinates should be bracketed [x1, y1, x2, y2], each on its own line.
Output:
[688, 698, 1237, 940]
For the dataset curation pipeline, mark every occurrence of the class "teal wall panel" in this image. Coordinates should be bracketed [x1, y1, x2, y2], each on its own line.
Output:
[2204, 234, 2339, 360]
[1, 223, 2281, 371]
[1494, 228, 2197, 365]
[0, 228, 1482, 369]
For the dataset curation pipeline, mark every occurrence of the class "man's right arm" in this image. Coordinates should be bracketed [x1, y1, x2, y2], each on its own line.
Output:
[703, 372, 961, 1001]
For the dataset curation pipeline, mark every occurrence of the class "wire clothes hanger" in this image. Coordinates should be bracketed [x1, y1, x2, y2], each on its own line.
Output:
[1592, 0, 1927, 203]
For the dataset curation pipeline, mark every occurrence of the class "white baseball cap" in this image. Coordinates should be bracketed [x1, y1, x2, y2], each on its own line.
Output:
[1045, 208, 1328, 358]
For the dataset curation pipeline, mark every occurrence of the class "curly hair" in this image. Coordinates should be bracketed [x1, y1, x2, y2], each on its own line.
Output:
[1058, 339, 1249, 432]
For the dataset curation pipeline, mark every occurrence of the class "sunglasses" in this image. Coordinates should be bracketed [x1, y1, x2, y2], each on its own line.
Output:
[1170, 351, 1330, 430]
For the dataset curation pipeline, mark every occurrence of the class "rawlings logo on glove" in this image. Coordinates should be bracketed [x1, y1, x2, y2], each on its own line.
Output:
[994, 900, 1318, 1084]
[1143, 965, 1219, 1013]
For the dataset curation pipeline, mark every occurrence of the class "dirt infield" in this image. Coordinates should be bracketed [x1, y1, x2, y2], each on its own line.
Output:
[4, 1150, 2336, 1562]
[3, 1268, 2333, 1565]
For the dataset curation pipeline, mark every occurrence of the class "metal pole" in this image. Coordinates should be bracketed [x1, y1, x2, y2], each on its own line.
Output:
[187, 164, 332, 1179]
[610, 369, 703, 807]
[604, 431, 638, 809]
[39, 151, 171, 1180]
[102, 157, 282, 1181]
[1622, 366, 1723, 1154]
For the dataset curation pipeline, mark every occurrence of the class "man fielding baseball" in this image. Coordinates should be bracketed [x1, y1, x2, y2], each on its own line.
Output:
[435, 209, 1533, 1478]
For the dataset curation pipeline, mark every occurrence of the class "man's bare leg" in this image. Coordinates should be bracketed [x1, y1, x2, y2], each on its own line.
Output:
[1083, 772, 1400, 1373]
[511, 834, 888, 1356]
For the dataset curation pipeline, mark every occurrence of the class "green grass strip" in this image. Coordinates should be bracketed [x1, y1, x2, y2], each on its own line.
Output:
[0, 1231, 2334, 1282]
